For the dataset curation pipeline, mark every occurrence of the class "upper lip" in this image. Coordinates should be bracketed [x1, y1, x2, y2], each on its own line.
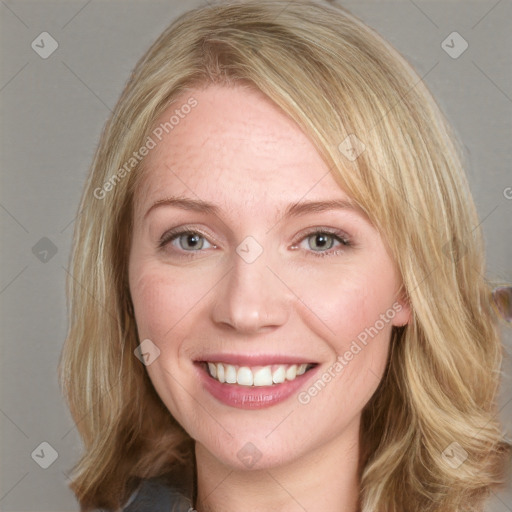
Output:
[194, 354, 317, 366]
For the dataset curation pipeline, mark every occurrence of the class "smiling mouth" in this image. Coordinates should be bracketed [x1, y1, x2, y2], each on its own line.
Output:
[201, 362, 317, 387]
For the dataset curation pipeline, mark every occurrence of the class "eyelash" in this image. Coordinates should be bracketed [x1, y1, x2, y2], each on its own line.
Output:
[158, 226, 352, 260]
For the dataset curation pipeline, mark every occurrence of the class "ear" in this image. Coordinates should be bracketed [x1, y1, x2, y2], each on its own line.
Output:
[391, 285, 411, 327]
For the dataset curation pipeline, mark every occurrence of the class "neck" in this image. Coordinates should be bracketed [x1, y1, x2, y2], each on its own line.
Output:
[194, 416, 361, 512]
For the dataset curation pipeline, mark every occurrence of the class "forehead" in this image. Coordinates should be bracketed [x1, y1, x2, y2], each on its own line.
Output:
[135, 84, 349, 213]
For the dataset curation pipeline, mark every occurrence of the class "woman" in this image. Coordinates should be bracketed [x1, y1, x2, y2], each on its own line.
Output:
[58, 1, 512, 511]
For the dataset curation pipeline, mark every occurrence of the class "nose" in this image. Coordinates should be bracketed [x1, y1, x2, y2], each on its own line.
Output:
[211, 240, 292, 334]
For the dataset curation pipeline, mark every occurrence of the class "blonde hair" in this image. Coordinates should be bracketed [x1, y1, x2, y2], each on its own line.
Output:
[58, 1, 512, 510]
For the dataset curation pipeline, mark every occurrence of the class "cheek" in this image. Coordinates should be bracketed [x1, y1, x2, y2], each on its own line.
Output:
[129, 266, 172, 340]
[290, 262, 397, 403]
[129, 258, 210, 344]
[290, 262, 398, 346]
[128, 261, 206, 422]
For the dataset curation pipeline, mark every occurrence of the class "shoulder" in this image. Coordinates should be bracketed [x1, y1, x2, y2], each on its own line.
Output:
[121, 476, 194, 512]
[87, 469, 195, 512]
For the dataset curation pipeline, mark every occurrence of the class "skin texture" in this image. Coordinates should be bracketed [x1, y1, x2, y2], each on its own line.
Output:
[128, 83, 410, 512]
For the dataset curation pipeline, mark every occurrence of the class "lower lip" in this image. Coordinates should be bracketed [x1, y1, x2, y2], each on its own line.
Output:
[196, 363, 319, 410]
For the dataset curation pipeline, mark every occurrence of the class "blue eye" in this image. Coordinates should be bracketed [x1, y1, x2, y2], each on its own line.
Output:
[158, 227, 352, 260]
[295, 229, 351, 258]
[159, 230, 214, 252]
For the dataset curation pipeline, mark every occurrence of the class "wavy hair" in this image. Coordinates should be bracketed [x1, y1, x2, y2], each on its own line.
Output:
[58, 1, 511, 510]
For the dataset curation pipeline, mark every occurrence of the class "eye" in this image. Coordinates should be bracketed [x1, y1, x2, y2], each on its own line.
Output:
[292, 228, 352, 258]
[158, 228, 215, 257]
[158, 226, 352, 260]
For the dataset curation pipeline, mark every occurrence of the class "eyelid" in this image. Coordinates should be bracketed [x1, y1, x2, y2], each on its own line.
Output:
[158, 225, 218, 248]
[158, 225, 353, 259]
[290, 227, 352, 258]
[293, 226, 352, 245]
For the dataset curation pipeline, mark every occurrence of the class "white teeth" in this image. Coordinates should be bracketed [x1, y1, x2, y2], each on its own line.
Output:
[206, 362, 312, 386]
[272, 366, 286, 384]
[297, 363, 308, 376]
[225, 364, 237, 384]
[216, 362, 225, 383]
[253, 366, 273, 386]
[208, 362, 217, 379]
[285, 364, 297, 381]
[237, 367, 253, 386]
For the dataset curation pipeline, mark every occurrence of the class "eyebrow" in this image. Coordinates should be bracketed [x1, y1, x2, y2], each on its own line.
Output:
[144, 196, 364, 220]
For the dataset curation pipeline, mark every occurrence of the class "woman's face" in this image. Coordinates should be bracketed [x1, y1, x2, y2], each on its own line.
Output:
[128, 83, 410, 471]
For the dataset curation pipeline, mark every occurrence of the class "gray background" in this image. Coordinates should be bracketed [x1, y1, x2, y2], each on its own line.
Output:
[0, 0, 511, 510]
